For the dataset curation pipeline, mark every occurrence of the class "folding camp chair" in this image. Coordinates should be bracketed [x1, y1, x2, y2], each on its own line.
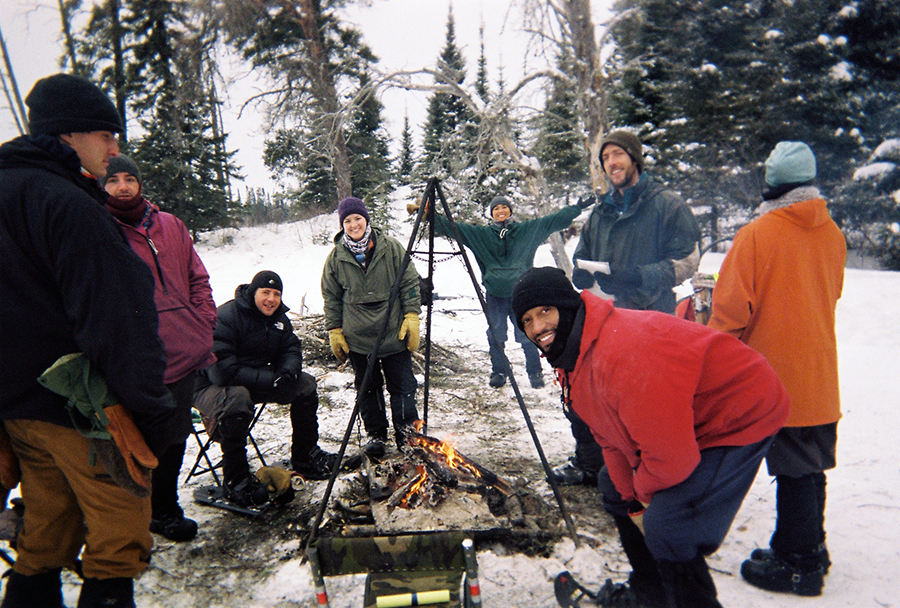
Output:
[308, 532, 481, 608]
[185, 402, 270, 486]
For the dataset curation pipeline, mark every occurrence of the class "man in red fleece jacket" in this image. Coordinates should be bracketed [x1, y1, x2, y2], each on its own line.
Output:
[512, 267, 789, 608]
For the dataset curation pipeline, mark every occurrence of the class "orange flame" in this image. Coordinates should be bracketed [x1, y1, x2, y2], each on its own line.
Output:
[401, 465, 427, 508]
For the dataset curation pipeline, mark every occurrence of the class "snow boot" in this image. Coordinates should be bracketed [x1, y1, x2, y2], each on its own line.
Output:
[218, 414, 269, 507]
[658, 555, 723, 608]
[0, 568, 64, 608]
[488, 372, 506, 388]
[364, 434, 387, 459]
[740, 550, 825, 596]
[150, 505, 198, 542]
[77, 577, 134, 608]
[613, 515, 666, 607]
[292, 446, 339, 480]
[549, 456, 598, 487]
[528, 372, 545, 388]
[750, 542, 831, 575]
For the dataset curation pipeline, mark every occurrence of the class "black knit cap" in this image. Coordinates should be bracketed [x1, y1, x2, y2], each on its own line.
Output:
[600, 129, 644, 173]
[26, 74, 123, 136]
[488, 195, 514, 215]
[249, 270, 283, 295]
[512, 267, 582, 330]
[102, 155, 142, 186]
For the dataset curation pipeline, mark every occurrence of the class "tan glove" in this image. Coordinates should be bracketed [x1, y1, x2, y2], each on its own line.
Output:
[103, 404, 159, 490]
[255, 466, 294, 495]
[328, 328, 349, 363]
[398, 312, 420, 352]
[628, 500, 649, 535]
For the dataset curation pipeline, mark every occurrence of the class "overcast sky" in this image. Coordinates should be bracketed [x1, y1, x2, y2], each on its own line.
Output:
[1, 0, 612, 191]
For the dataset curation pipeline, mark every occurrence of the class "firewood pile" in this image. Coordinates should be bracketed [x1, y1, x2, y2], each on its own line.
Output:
[289, 312, 466, 375]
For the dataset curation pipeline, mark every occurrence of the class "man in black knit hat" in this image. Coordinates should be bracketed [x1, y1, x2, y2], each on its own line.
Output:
[550, 129, 702, 488]
[512, 267, 789, 608]
[0, 74, 177, 607]
[194, 271, 339, 507]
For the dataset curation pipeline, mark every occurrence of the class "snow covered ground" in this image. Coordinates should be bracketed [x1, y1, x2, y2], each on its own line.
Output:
[12, 190, 898, 607]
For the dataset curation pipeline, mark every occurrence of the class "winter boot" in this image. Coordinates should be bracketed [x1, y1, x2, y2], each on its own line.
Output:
[0, 568, 64, 608]
[740, 550, 825, 596]
[613, 515, 666, 607]
[150, 505, 198, 542]
[292, 446, 339, 480]
[528, 372, 545, 388]
[488, 372, 506, 388]
[549, 456, 598, 487]
[364, 433, 387, 459]
[77, 577, 134, 608]
[218, 414, 269, 507]
[658, 555, 723, 608]
[750, 542, 831, 575]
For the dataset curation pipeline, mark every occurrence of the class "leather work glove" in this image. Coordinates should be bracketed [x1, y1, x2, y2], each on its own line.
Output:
[0, 424, 21, 490]
[103, 404, 159, 491]
[576, 194, 597, 208]
[255, 466, 294, 494]
[398, 312, 420, 352]
[596, 264, 642, 295]
[628, 500, 649, 535]
[572, 267, 596, 290]
[328, 328, 350, 363]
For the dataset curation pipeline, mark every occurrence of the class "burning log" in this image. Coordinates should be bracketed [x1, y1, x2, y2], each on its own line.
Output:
[402, 429, 514, 496]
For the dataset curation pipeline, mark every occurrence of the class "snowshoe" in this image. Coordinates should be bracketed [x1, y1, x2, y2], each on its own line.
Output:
[554, 571, 598, 607]
[193, 485, 269, 517]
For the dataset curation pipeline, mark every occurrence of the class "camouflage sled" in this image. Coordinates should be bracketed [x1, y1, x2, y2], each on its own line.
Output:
[308, 531, 481, 607]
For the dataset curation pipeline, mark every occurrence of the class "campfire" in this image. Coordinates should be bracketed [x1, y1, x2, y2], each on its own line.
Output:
[331, 422, 559, 538]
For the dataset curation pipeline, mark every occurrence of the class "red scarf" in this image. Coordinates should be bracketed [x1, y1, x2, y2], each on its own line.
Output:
[105, 192, 149, 226]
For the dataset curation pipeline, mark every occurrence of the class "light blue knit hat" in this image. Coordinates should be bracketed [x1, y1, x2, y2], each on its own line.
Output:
[765, 142, 816, 187]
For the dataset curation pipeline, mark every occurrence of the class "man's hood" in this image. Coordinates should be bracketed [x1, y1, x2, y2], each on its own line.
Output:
[761, 187, 832, 229]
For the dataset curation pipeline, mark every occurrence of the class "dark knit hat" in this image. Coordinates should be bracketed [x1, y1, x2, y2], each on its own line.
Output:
[765, 141, 816, 187]
[249, 270, 283, 295]
[600, 130, 644, 173]
[338, 197, 370, 225]
[512, 267, 583, 330]
[488, 195, 514, 215]
[26, 74, 123, 136]
[102, 155, 142, 186]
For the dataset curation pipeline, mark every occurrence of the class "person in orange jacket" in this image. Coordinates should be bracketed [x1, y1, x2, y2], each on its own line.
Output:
[708, 141, 846, 597]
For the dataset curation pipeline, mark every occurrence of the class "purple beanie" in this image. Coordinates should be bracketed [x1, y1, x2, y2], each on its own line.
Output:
[338, 197, 370, 225]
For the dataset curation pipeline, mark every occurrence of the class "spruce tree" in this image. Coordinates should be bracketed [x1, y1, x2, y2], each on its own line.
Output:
[396, 114, 415, 186]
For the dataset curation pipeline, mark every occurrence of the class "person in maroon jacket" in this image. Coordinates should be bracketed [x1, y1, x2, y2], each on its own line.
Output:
[511, 267, 789, 608]
[103, 155, 217, 542]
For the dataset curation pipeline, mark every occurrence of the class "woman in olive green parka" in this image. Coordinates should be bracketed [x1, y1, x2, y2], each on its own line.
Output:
[321, 197, 421, 457]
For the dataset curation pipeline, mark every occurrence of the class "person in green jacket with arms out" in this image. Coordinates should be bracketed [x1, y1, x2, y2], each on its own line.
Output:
[418, 194, 593, 389]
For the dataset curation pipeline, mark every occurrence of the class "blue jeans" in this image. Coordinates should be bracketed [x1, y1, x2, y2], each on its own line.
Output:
[348, 350, 419, 438]
[485, 293, 542, 377]
[600, 437, 774, 562]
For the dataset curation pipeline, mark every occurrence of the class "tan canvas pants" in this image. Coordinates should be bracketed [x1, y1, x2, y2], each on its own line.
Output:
[4, 419, 152, 579]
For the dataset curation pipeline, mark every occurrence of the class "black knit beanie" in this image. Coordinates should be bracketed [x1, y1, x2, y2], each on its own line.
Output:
[102, 155, 142, 186]
[26, 74, 123, 136]
[488, 195, 514, 215]
[600, 130, 644, 174]
[512, 267, 583, 330]
[249, 271, 283, 295]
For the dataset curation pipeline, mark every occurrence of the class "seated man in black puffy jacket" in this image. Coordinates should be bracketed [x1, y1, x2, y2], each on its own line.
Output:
[194, 271, 338, 507]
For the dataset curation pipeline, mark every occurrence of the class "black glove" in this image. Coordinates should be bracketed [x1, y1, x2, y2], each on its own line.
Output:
[576, 194, 597, 209]
[596, 265, 642, 295]
[572, 267, 595, 289]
